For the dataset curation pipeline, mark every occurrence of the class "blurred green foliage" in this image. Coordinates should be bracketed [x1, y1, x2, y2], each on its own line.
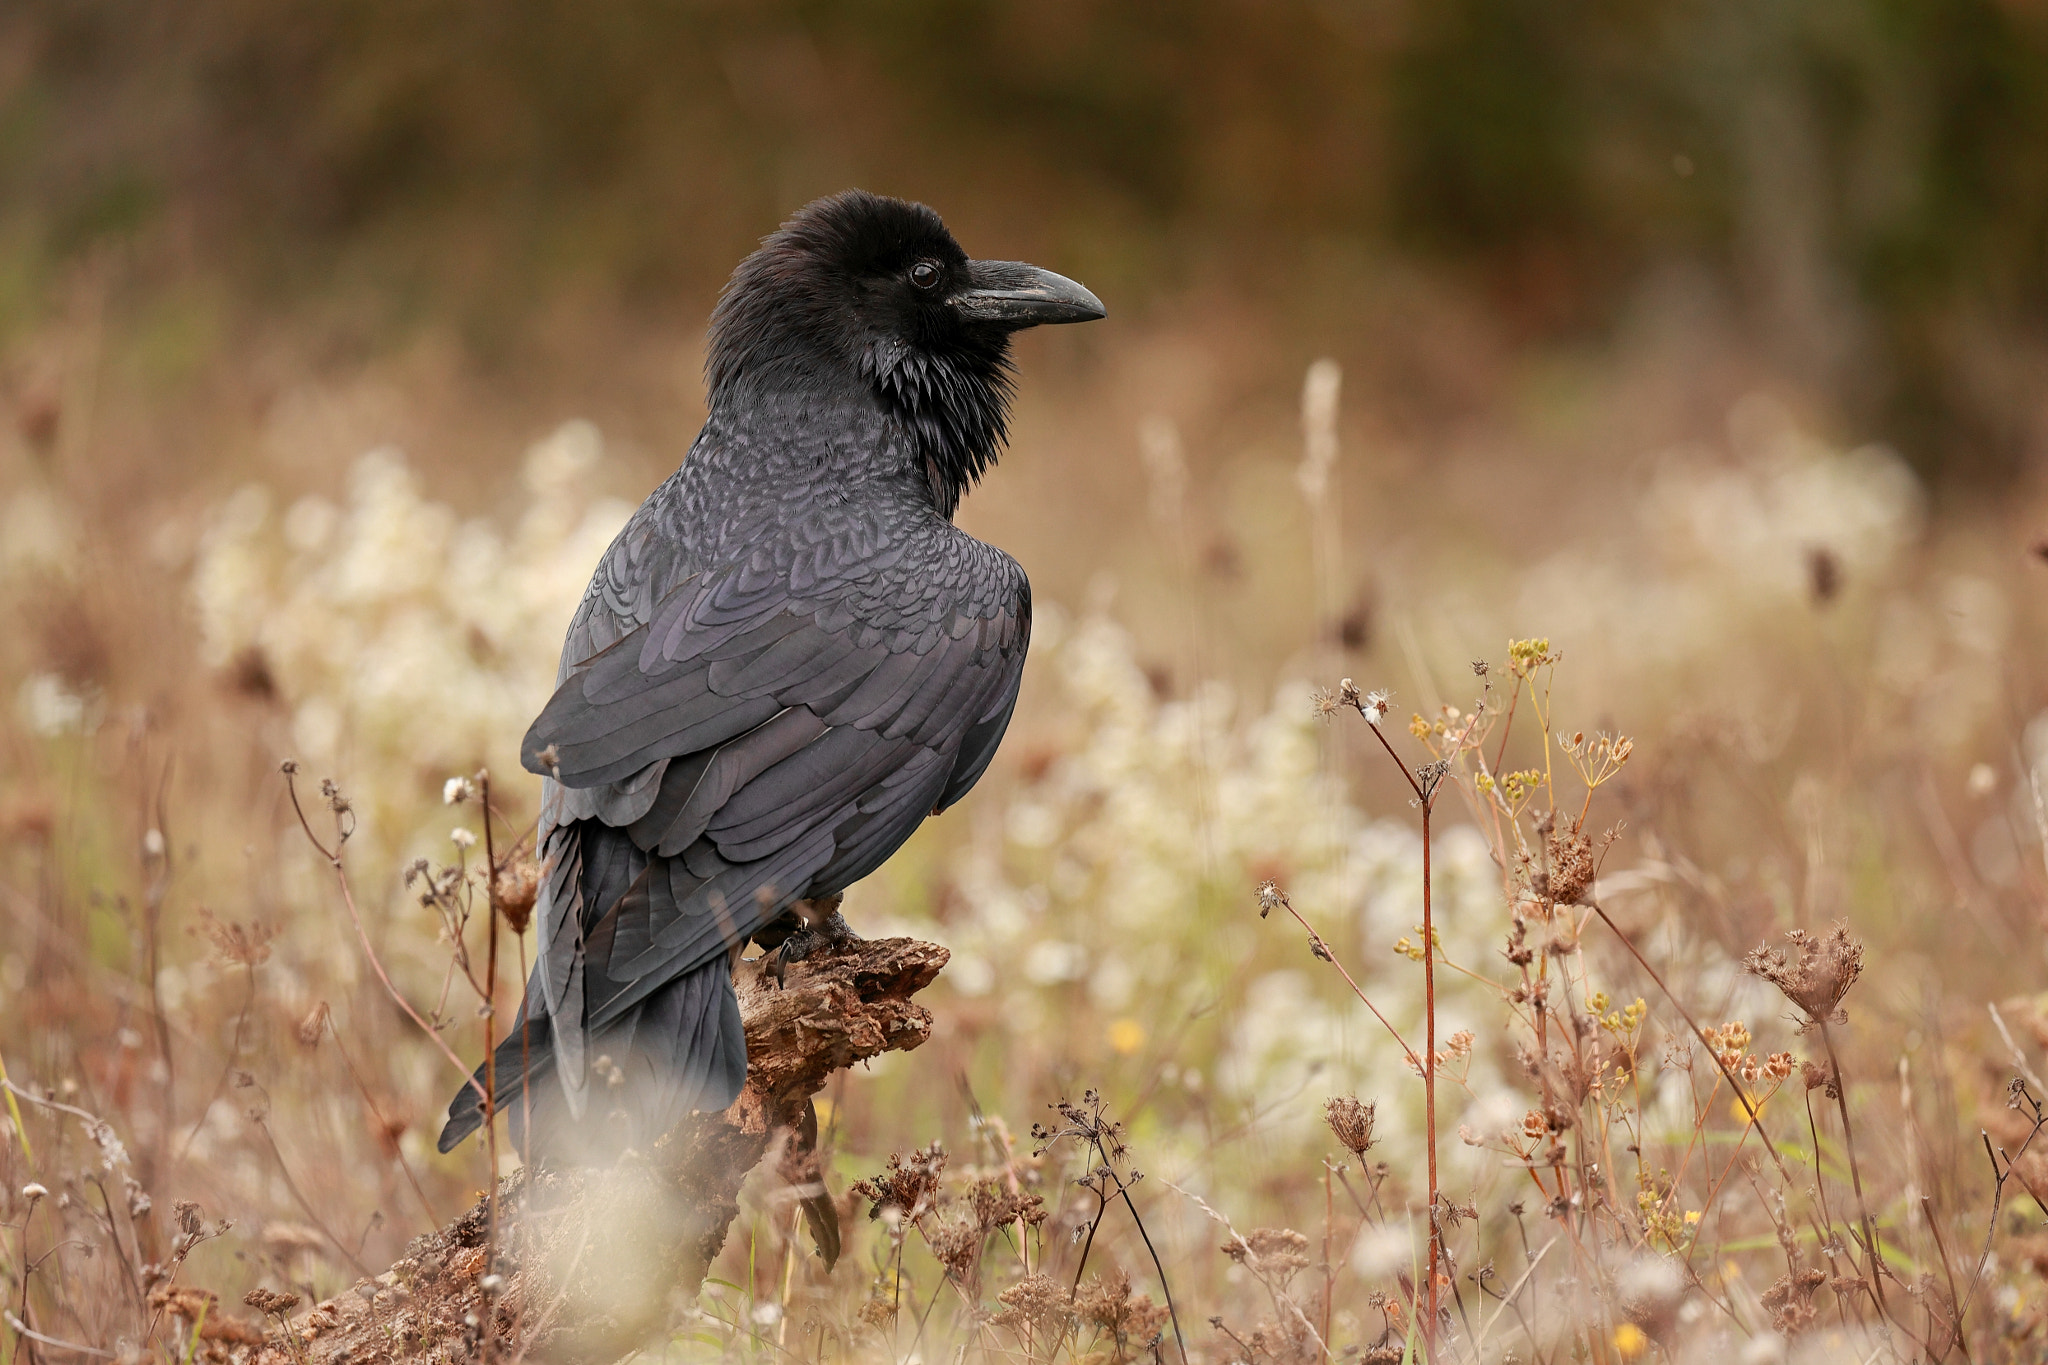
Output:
[2, 0, 2046, 477]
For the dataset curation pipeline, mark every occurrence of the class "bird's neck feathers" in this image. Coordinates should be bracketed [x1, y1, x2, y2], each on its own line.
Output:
[860, 336, 1014, 519]
[705, 290, 1014, 521]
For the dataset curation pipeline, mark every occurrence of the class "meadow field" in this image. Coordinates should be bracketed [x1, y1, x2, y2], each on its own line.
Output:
[7, 3, 2048, 1358]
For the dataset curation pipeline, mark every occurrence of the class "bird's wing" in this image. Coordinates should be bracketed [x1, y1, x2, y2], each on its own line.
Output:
[523, 541, 1029, 1032]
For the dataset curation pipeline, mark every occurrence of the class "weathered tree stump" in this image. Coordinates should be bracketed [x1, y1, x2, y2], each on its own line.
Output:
[216, 937, 946, 1363]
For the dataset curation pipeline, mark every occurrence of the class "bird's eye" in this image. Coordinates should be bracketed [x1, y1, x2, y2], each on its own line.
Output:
[909, 261, 942, 290]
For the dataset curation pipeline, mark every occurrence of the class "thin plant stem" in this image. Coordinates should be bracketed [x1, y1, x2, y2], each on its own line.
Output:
[1421, 799, 1439, 1354]
[281, 767, 489, 1108]
[1266, 890, 1420, 1072]
[480, 771, 502, 1365]
[1114, 1181, 1189, 1365]
[1820, 1022, 1892, 1325]
[1583, 902, 1799, 1189]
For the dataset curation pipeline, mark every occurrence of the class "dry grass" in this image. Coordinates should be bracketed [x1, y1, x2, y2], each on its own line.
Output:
[5, 303, 2048, 1362]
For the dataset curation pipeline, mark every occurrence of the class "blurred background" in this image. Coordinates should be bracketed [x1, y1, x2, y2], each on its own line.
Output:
[7, 0, 2048, 1344]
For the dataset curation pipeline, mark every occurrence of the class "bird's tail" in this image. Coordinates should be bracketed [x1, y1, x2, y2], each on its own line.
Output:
[437, 1009, 555, 1154]
[436, 956, 746, 1161]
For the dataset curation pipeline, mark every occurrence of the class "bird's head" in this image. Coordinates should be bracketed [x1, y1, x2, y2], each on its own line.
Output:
[707, 190, 1104, 517]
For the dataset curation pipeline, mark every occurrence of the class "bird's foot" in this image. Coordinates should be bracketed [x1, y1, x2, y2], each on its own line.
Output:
[767, 896, 860, 986]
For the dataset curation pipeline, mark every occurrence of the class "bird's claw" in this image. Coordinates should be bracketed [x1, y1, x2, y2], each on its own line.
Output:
[766, 902, 861, 988]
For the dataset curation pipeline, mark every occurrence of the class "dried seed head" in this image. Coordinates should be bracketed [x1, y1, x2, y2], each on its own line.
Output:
[1256, 881, 1284, 919]
[295, 1002, 330, 1048]
[1546, 827, 1596, 905]
[494, 857, 540, 935]
[243, 1287, 300, 1316]
[194, 908, 276, 968]
[990, 1273, 1072, 1334]
[1802, 1059, 1840, 1099]
[1743, 923, 1864, 1029]
[1324, 1096, 1377, 1157]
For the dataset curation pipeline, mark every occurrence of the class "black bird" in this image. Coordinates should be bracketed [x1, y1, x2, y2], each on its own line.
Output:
[438, 191, 1103, 1159]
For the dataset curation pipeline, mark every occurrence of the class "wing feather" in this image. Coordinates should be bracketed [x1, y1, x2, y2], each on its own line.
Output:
[503, 536, 1030, 1138]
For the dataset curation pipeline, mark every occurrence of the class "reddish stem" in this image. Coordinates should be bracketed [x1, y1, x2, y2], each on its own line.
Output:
[1422, 801, 1439, 1355]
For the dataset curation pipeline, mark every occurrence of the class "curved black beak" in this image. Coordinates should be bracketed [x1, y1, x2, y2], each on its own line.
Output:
[952, 261, 1106, 327]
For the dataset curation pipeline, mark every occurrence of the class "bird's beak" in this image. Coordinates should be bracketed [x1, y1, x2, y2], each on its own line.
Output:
[952, 261, 1106, 327]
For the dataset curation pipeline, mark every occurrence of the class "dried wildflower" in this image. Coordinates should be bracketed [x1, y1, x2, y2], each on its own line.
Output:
[149, 1286, 245, 1341]
[1223, 1227, 1311, 1288]
[244, 1287, 301, 1316]
[494, 856, 540, 934]
[1257, 881, 1284, 919]
[450, 827, 477, 850]
[194, 908, 275, 968]
[1416, 758, 1451, 801]
[21, 1182, 47, 1202]
[969, 1179, 1044, 1233]
[925, 1215, 982, 1279]
[175, 1200, 204, 1235]
[1802, 1059, 1840, 1099]
[1075, 1268, 1170, 1361]
[991, 1273, 1073, 1335]
[851, 1143, 947, 1223]
[1760, 1267, 1828, 1336]
[1766, 1051, 1795, 1080]
[856, 1296, 897, 1329]
[1743, 923, 1864, 1030]
[1543, 827, 1596, 905]
[443, 776, 475, 805]
[295, 1002, 330, 1048]
[1325, 1096, 1377, 1157]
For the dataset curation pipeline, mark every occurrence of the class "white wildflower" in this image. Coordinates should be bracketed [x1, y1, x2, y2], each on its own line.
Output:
[450, 828, 477, 850]
[18, 673, 88, 736]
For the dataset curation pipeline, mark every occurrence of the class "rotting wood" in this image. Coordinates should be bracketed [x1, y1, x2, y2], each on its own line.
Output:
[188, 937, 947, 1364]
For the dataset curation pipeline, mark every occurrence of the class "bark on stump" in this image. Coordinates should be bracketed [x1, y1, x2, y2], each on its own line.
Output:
[216, 937, 946, 1364]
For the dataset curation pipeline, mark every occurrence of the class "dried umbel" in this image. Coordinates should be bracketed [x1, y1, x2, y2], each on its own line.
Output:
[194, 907, 276, 968]
[1325, 1095, 1378, 1158]
[1075, 1268, 1170, 1363]
[1760, 1266, 1829, 1336]
[243, 1287, 301, 1316]
[1543, 826, 1596, 906]
[991, 1272, 1074, 1336]
[1223, 1227, 1311, 1289]
[969, 1179, 1046, 1232]
[1743, 923, 1864, 1030]
[851, 1142, 947, 1223]
[924, 1215, 982, 1279]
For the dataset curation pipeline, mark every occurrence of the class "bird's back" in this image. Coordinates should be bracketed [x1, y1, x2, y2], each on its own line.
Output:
[440, 405, 1030, 1159]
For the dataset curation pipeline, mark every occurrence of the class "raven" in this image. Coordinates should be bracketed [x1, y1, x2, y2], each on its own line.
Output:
[438, 191, 1103, 1158]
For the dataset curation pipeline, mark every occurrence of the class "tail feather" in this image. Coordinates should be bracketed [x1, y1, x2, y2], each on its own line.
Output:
[437, 1011, 554, 1153]
[436, 955, 745, 1162]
